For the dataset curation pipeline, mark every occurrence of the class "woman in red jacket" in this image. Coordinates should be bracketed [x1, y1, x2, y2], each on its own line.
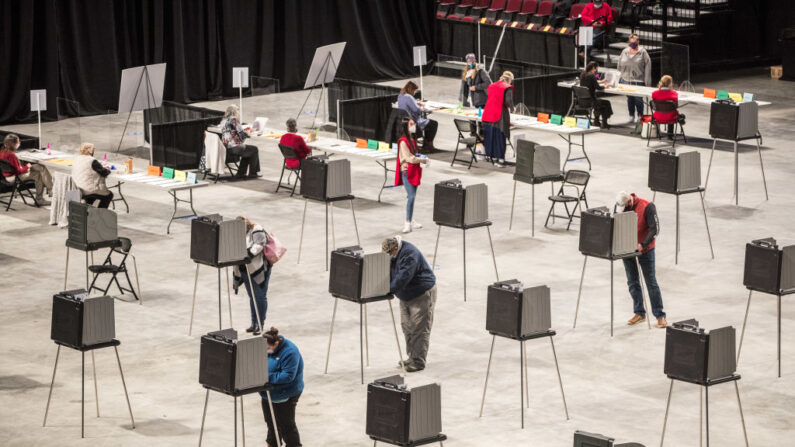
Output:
[651, 75, 684, 139]
[395, 118, 428, 233]
[278, 118, 311, 169]
[0, 134, 52, 205]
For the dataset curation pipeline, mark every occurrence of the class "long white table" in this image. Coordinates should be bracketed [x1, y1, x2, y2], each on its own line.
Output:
[19, 149, 208, 233]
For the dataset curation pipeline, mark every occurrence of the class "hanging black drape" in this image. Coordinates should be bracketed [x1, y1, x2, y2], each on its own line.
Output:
[1, 0, 436, 125]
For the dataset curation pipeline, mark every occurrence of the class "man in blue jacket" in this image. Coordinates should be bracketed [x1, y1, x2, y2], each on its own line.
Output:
[382, 236, 437, 372]
[260, 327, 304, 447]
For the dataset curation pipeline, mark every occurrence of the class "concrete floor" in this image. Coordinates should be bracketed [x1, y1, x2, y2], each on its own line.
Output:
[1, 68, 794, 446]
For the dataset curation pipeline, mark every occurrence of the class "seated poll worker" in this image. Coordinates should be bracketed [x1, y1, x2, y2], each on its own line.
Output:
[0, 133, 53, 206]
[382, 236, 437, 372]
[581, 0, 614, 60]
[580, 61, 613, 129]
[397, 81, 438, 152]
[261, 327, 304, 447]
[459, 53, 491, 109]
[395, 118, 428, 234]
[481, 70, 515, 168]
[651, 75, 685, 139]
[616, 191, 667, 328]
[233, 216, 272, 335]
[221, 104, 261, 179]
[72, 142, 113, 208]
[278, 118, 311, 169]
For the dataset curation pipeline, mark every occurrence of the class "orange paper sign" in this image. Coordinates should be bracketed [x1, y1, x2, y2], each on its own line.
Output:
[537, 113, 550, 123]
[703, 89, 717, 99]
[147, 165, 161, 176]
[356, 138, 367, 148]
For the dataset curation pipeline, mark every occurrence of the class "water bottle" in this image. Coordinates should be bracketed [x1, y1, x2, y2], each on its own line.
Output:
[478, 107, 483, 117]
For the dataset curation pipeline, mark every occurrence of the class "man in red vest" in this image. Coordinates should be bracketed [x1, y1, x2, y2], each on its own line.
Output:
[617, 191, 668, 328]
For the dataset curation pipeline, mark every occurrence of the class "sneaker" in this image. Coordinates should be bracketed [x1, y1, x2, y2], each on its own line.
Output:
[402, 222, 412, 233]
[633, 116, 639, 123]
[404, 362, 425, 373]
[246, 325, 257, 333]
[657, 317, 668, 328]
[411, 220, 423, 230]
[398, 359, 412, 368]
[35, 197, 51, 206]
[627, 314, 646, 325]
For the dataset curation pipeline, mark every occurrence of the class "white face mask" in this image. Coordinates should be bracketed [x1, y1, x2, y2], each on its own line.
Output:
[408, 124, 416, 134]
[267, 349, 274, 355]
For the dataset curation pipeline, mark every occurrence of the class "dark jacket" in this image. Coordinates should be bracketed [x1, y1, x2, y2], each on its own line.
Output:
[580, 72, 604, 100]
[390, 241, 436, 301]
[260, 336, 304, 402]
[460, 67, 492, 108]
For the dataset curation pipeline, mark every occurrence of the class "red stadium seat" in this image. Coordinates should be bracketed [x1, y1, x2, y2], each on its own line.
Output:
[514, 0, 539, 26]
[568, 3, 585, 19]
[436, 0, 461, 19]
[535, 0, 554, 17]
[498, 0, 523, 23]
[461, 0, 490, 22]
[447, 0, 474, 20]
[484, 0, 508, 24]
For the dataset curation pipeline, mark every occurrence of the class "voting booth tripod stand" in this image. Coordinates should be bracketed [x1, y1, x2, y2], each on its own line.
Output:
[116, 65, 158, 154]
[703, 135, 768, 206]
[296, 195, 361, 272]
[198, 384, 280, 447]
[651, 187, 714, 265]
[508, 177, 560, 237]
[573, 252, 655, 337]
[188, 260, 262, 336]
[737, 287, 793, 378]
[659, 374, 749, 447]
[479, 330, 569, 429]
[43, 339, 135, 438]
[324, 294, 406, 384]
[64, 239, 142, 304]
[297, 52, 338, 130]
[432, 221, 499, 302]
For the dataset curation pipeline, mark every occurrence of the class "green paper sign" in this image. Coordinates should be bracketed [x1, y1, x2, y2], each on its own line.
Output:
[550, 114, 563, 125]
[717, 90, 729, 100]
[162, 167, 174, 179]
[367, 139, 378, 150]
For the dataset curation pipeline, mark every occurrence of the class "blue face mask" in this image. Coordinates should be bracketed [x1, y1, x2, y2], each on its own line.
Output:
[468, 63, 475, 69]
[629, 42, 639, 49]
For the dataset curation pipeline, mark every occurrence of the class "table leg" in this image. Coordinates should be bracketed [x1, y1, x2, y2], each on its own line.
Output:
[324, 298, 339, 374]
[167, 190, 177, 234]
[264, 390, 281, 445]
[520, 340, 524, 429]
[676, 195, 680, 264]
[532, 183, 535, 237]
[189, 263, 199, 336]
[43, 345, 60, 427]
[378, 161, 387, 203]
[733, 141, 739, 205]
[705, 385, 710, 447]
[241, 396, 246, 447]
[325, 202, 329, 271]
[360, 303, 364, 384]
[635, 257, 652, 330]
[226, 268, 233, 328]
[217, 268, 222, 330]
[85, 251, 89, 291]
[132, 255, 143, 304]
[330, 202, 336, 251]
[297, 199, 308, 264]
[364, 303, 369, 367]
[245, 270, 261, 332]
[573, 256, 587, 328]
[234, 396, 238, 447]
[113, 346, 135, 429]
[479, 335, 496, 418]
[778, 294, 782, 378]
[82, 351, 85, 438]
[700, 386, 703, 447]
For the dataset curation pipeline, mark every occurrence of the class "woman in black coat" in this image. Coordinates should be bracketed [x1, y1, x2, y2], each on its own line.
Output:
[459, 53, 492, 108]
[580, 61, 614, 128]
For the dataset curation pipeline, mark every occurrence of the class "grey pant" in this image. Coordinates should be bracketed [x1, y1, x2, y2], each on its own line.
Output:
[20, 163, 53, 199]
[399, 285, 437, 368]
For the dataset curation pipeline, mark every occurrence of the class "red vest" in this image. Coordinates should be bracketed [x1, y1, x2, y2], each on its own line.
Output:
[631, 194, 656, 253]
[394, 137, 422, 187]
[482, 81, 513, 123]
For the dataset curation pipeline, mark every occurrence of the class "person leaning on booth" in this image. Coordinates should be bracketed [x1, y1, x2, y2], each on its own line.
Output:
[616, 191, 667, 329]
[278, 118, 311, 169]
[397, 81, 438, 152]
[233, 216, 272, 335]
[260, 327, 304, 447]
[459, 53, 492, 109]
[481, 70, 515, 168]
[0, 133, 53, 206]
[652, 75, 685, 139]
[395, 118, 428, 234]
[382, 236, 437, 373]
[71, 142, 113, 208]
[221, 104, 261, 179]
[617, 33, 652, 123]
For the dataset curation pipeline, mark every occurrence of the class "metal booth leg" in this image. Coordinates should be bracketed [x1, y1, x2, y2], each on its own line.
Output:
[92, 351, 100, 417]
[227, 268, 234, 328]
[64, 247, 69, 290]
[737, 290, 752, 362]
[325, 201, 329, 271]
[350, 198, 361, 245]
[114, 346, 135, 428]
[573, 256, 588, 328]
[217, 268, 222, 330]
[189, 263, 199, 336]
[479, 335, 496, 418]
[463, 229, 467, 302]
[297, 198, 308, 264]
[324, 298, 339, 374]
[487, 226, 499, 281]
[735, 381, 750, 447]
[364, 303, 369, 366]
[388, 299, 406, 372]
[241, 396, 246, 447]
[264, 390, 281, 446]
[199, 389, 209, 447]
[330, 201, 336, 251]
[524, 341, 529, 408]
[700, 192, 715, 259]
[82, 351, 85, 438]
[520, 340, 525, 429]
[432, 225, 441, 268]
[660, 379, 674, 447]
[756, 137, 768, 200]
[676, 195, 680, 264]
[509, 181, 517, 231]
[360, 303, 365, 384]
[550, 337, 570, 420]
[610, 260, 614, 337]
[704, 139, 717, 198]
[43, 345, 61, 427]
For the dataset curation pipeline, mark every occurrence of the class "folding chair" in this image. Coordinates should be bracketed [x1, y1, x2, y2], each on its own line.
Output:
[544, 170, 590, 230]
[0, 159, 38, 211]
[276, 144, 302, 196]
[647, 100, 687, 149]
[452, 119, 483, 169]
[568, 85, 595, 122]
[87, 237, 142, 303]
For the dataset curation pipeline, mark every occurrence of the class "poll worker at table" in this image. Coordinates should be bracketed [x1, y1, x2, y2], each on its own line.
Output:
[395, 118, 428, 234]
[481, 70, 515, 168]
[617, 33, 652, 123]
[397, 81, 438, 152]
[652, 75, 685, 139]
[278, 118, 311, 169]
[260, 327, 304, 447]
[382, 236, 437, 373]
[232, 216, 272, 335]
[580, 62, 613, 129]
[221, 104, 261, 179]
[71, 142, 113, 208]
[616, 191, 667, 328]
[0, 134, 53, 206]
[459, 53, 492, 109]
[581, 0, 614, 60]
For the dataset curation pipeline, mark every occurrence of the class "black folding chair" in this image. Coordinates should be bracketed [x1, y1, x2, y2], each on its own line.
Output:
[276, 144, 302, 196]
[0, 159, 38, 211]
[568, 85, 595, 122]
[88, 237, 142, 303]
[544, 170, 591, 230]
[451, 119, 483, 169]
[647, 100, 687, 148]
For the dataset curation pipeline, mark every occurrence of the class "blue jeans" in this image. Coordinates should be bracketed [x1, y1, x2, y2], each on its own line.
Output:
[402, 171, 417, 222]
[622, 249, 665, 318]
[243, 267, 271, 327]
[622, 80, 645, 118]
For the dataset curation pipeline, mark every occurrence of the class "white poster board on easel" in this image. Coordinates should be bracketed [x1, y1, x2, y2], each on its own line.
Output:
[413, 46, 427, 101]
[30, 89, 47, 148]
[233, 67, 249, 123]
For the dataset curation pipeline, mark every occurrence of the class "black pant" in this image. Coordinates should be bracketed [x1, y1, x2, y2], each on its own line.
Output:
[421, 119, 438, 145]
[261, 393, 301, 447]
[228, 144, 260, 177]
[594, 98, 613, 122]
[84, 192, 113, 209]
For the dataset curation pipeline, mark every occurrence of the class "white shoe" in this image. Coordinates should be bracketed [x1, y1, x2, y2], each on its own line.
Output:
[633, 116, 639, 123]
[411, 220, 423, 230]
[402, 222, 412, 233]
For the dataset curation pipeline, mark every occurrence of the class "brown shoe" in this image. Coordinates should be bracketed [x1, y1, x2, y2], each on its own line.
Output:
[627, 314, 646, 325]
[657, 317, 668, 328]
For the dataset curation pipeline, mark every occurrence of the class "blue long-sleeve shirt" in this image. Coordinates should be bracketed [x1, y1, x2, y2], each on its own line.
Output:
[397, 94, 430, 130]
[260, 337, 304, 402]
[390, 241, 436, 301]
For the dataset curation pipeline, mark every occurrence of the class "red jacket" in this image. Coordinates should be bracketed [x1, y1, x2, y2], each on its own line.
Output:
[394, 137, 422, 187]
[651, 88, 679, 123]
[482, 81, 513, 123]
[279, 133, 311, 169]
[581, 3, 614, 27]
[0, 151, 28, 177]
[630, 194, 656, 253]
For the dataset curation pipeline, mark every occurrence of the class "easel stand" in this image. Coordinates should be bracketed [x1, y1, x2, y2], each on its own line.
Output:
[372, 434, 447, 447]
[297, 52, 339, 130]
[659, 375, 749, 447]
[296, 195, 361, 272]
[737, 288, 793, 378]
[43, 340, 135, 438]
[704, 135, 768, 206]
[188, 261, 262, 336]
[509, 177, 561, 237]
[479, 330, 569, 429]
[64, 239, 122, 292]
[198, 385, 280, 447]
[324, 294, 405, 384]
[573, 252, 654, 337]
[117, 66, 158, 154]
[432, 221, 499, 301]
[652, 187, 714, 264]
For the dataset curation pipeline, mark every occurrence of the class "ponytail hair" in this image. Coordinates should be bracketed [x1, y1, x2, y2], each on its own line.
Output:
[263, 327, 281, 344]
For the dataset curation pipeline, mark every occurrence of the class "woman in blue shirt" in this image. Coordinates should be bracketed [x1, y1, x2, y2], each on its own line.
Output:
[397, 81, 438, 152]
[260, 327, 304, 447]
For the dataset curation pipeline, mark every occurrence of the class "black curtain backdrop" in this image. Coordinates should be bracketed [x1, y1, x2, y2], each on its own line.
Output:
[1, 0, 436, 125]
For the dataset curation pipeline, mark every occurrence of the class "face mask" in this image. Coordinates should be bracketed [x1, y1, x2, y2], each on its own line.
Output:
[629, 42, 639, 49]
[594, 1, 603, 6]
[468, 63, 475, 69]
[267, 349, 274, 355]
[408, 124, 417, 134]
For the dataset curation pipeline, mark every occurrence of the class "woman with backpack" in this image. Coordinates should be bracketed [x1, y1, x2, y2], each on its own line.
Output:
[234, 216, 274, 335]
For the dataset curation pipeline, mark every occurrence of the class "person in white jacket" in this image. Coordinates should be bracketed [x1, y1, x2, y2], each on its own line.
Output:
[233, 216, 271, 335]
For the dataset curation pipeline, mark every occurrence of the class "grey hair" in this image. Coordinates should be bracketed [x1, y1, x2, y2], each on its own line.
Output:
[286, 118, 298, 133]
[616, 191, 631, 208]
[223, 104, 240, 121]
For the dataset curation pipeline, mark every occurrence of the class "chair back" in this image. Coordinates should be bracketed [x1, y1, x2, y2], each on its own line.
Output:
[0, 159, 15, 179]
[536, 0, 554, 15]
[564, 169, 590, 187]
[651, 100, 677, 114]
[453, 118, 475, 136]
[520, 0, 538, 14]
[475, 0, 490, 7]
[569, 3, 586, 18]
[572, 85, 594, 111]
[117, 237, 132, 254]
[505, 0, 522, 13]
[278, 143, 300, 160]
[490, 0, 507, 9]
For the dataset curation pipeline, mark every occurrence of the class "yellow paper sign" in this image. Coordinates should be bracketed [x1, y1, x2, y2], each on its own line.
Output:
[563, 117, 577, 128]
[377, 141, 389, 151]
[729, 93, 743, 102]
[174, 170, 187, 181]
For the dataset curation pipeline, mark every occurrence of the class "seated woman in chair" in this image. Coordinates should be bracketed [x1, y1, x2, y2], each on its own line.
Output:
[651, 75, 684, 139]
[0, 133, 53, 206]
[397, 81, 438, 152]
[221, 104, 261, 179]
[278, 118, 310, 169]
[72, 142, 113, 208]
[580, 61, 613, 128]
